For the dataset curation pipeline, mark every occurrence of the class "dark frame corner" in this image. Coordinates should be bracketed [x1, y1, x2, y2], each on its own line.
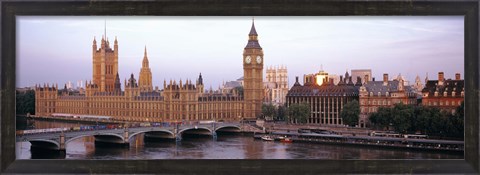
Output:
[1, 0, 479, 174]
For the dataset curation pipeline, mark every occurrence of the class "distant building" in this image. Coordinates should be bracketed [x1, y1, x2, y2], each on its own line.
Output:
[351, 69, 372, 84]
[392, 74, 410, 86]
[76, 80, 84, 90]
[412, 75, 424, 96]
[421, 72, 464, 114]
[328, 74, 340, 85]
[286, 71, 361, 125]
[16, 87, 35, 94]
[358, 73, 417, 128]
[222, 77, 243, 94]
[264, 65, 289, 106]
[66, 81, 73, 90]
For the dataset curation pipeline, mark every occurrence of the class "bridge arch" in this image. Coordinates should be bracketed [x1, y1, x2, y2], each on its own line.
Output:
[29, 139, 60, 150]
[66, 133, 124, 145]
[179, 127, 213, 136]
[128, 129, 175, 141]
[215, 125, 241, 132]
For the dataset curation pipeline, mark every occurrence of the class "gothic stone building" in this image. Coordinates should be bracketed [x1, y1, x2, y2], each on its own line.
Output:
[264, 65, 289, 106]
[35, 20, 263, 122]
[286, 72, 360, 125]
[421, 72, 464, 114]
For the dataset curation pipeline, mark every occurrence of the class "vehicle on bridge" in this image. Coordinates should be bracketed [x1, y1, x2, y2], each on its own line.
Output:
[16, 124, 125, 136]
[51, 113, 112, 121]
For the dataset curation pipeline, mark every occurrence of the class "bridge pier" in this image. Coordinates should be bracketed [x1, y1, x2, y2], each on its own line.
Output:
[59, 132, 66, 152]
[175, 135, 182, 142]
[123, 128, 130, 146]
[212, 131, 217, 140]
[175, 124, 182, 142]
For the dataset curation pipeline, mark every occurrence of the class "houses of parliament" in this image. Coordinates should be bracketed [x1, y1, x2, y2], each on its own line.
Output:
[35, 20, 264, 122]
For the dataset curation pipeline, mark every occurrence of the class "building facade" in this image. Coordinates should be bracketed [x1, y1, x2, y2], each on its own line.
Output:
[358, 73, 417, 128]
[35, 20, 263, 122]
[264, 65, 289, 106]
[286, 72, 360, 125]
[421, 72, 464, 114]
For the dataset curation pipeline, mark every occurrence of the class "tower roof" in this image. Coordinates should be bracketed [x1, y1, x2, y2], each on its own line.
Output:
[142, 46, 149, 68]
[198, 73, 203, 85]
[245, 18, 262, 49]
[249, 18, 258, 36]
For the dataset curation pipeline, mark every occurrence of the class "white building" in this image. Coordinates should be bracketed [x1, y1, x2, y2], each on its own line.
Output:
[264, 65, 289, 106]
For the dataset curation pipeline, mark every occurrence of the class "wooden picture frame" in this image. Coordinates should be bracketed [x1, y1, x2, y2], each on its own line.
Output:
[1, 0, 478, 174]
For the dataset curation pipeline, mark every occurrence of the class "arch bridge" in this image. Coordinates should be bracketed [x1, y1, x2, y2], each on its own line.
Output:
[16, 123, 242, 152]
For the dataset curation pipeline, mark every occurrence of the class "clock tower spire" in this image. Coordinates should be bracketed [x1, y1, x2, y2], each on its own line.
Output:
[243, 18, 264, 120]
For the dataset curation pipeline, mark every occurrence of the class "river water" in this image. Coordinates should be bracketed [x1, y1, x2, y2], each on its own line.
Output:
[16, 117, 463, 159]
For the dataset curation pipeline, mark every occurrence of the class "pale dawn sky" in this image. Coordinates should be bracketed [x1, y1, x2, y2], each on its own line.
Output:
[17, 16, 464, 89]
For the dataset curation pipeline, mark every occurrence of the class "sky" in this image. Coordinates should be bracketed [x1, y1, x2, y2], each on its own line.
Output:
[17, 16, 464, 89]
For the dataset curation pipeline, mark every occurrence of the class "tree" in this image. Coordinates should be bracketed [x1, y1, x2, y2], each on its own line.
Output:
[369, 106, 392, 130]
[277, 105, 287, 121]
[367, 101, 464, 139]
[340, 100, 360, 127]
[413, 106, 430, 134]
[390, 103, 414, 133]
[287, 103, 310, 124]
[16, 90, 35, 115]
[446, 101, 464, 139]
[261, 103, 277, 120]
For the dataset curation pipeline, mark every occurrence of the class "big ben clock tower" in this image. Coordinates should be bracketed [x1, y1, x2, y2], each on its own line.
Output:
[243, 19, 264, 119]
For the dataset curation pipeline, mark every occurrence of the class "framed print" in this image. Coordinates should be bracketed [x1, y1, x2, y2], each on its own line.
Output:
[2, 0, 479, 174]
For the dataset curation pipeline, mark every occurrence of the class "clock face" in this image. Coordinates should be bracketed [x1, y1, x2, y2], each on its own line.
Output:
[256, 56, 262, 64]
[245, 56, 251, 64]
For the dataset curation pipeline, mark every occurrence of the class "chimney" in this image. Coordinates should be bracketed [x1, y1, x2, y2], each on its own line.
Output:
[455, 73, 461, 80]
[364, 74, 369, 83]
[383, 73, 388, 83]
[295, 76, 299, 83]
[372, 77, 375, 81]
[438, 72, 444, 82]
